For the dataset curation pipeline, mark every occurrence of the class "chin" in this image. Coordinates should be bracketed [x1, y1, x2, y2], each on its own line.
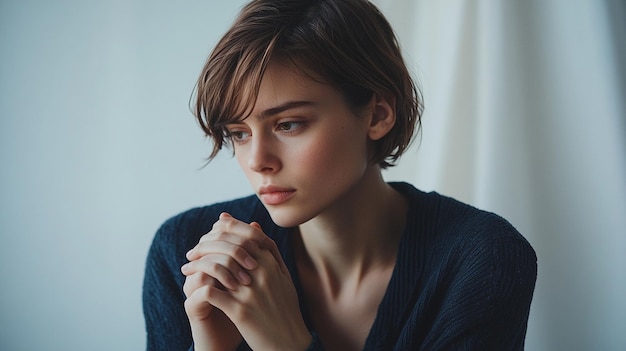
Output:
[264, 206, 311, 228]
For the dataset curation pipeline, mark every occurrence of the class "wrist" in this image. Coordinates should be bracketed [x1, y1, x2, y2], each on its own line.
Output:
[271, 325, 313, 351]
[288, 319, 315, 351]
[282, 327, 314, 351]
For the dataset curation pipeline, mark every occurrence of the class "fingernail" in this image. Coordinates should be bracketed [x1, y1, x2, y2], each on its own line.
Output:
[245, 257, 258, 269]
[181, 263, 189, 273]
[186, 249, 193, 259]
[239, 271, 251, 285]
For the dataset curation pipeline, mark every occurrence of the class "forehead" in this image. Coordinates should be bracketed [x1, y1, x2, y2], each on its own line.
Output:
[249, 60, 340, 115]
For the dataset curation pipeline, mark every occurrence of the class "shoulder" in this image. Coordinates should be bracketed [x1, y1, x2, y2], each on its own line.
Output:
[392, 182, 536, 280]
[431, 192, 534, 261]
[393, 183, 537, 317]
[394, 182, 533, 251]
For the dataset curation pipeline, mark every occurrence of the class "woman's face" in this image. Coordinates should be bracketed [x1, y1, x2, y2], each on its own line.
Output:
[226, 60, 375, 228]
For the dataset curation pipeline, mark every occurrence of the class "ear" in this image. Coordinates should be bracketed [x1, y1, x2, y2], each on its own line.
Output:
[367, 93, 396, 141]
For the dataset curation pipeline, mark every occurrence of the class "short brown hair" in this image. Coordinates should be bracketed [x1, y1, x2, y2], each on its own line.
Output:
[194, 0, 423, 168]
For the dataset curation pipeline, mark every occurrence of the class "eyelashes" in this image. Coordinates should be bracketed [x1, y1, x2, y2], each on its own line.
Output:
[225, 120, 308, 145]
[275, 121, 305, 133]
[226, 130, 250, 143]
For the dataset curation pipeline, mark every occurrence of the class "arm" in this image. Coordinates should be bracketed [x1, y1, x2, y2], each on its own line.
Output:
[143, 219, 194, 351]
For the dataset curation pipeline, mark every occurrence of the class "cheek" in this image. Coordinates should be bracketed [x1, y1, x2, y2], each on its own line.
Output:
[233, 149, 254, 180]
[293, 128, 368, 175]
[233, 150, 245, 169]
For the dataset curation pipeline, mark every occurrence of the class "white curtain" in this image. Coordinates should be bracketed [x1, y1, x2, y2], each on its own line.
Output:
[377, 0, 626, 350]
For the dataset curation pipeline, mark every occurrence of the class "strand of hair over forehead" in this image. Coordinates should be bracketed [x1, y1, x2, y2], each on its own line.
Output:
[213, 0, 387, 121]
[218, 0, 325, 122]
[202, 2, 285, 129]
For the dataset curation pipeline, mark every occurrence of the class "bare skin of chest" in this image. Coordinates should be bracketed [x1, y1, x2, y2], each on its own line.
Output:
[300, 267, 394, 351]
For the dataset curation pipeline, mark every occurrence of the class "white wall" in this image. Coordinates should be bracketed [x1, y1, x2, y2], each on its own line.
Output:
[0, 1, 249, 350]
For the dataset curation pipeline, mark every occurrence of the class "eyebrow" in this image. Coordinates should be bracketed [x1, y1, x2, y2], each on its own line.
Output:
[258, 100, 317, 120]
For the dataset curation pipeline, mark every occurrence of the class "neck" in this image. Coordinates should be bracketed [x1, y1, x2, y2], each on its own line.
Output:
[295, 167, 407, 297]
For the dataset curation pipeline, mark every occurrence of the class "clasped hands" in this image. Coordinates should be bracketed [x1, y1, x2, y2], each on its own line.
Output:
[181, 212, 312, 351]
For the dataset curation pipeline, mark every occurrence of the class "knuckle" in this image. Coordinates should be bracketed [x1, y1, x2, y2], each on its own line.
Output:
[202, 227, 220, 240]
[211, 228, 224, 238]
[199, 231, 215, 243]
[191, 285, 210, 301]
[254, 267, 269, 286]
[209, 219, 229, 237]
[183, 297, 193, 312]
[223, 217, 236, 232]
[182, 273, 201, 296]
[210, 228, 229, 242]
[183, 287, 203, 311]
[211, 219, 223, 231]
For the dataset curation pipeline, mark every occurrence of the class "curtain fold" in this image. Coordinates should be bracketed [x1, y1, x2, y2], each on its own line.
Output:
[378, 1, 626, 350]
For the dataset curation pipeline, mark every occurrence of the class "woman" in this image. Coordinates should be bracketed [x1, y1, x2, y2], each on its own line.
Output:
[143, 0, 537, 350]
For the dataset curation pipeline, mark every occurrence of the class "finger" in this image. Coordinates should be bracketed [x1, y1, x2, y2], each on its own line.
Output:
[211, 215, 272, 248]
[249, 221, 279, 252]
[193, 214, 271, 262]
[182, 254, 251, 289]
[183, 272, 218, 298]
[189, 284, 238, 322]
[187, 239, 259, 270]
[194, 231, 261, 260]
[183, 253, 251, 287]
[250, 221, 289, 276]
[184, 284, 228, 321]
[184, 294, 214, 321]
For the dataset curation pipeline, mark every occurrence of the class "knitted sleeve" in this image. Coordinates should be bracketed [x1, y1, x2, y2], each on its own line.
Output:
[143, 215, 195, 351]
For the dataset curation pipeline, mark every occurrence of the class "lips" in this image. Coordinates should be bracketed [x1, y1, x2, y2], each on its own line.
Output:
[258, 185, 296, 205]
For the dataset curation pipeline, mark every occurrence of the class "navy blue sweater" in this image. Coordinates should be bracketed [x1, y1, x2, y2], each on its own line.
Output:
[143, 182, 537, 350]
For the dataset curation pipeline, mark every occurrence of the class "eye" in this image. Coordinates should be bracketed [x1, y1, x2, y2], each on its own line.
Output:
[276, 121, 304, 133]
[225, 129, 250, 144]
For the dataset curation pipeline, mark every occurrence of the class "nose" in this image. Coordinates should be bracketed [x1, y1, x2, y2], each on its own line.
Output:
[247, 133, 281, 173]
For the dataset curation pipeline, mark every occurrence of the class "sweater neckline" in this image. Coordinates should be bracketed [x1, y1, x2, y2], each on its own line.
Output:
[271, 182, 427, 349]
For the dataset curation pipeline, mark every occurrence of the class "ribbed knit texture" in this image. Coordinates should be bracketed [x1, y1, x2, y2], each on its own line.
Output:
[143, 182, 537, 350]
